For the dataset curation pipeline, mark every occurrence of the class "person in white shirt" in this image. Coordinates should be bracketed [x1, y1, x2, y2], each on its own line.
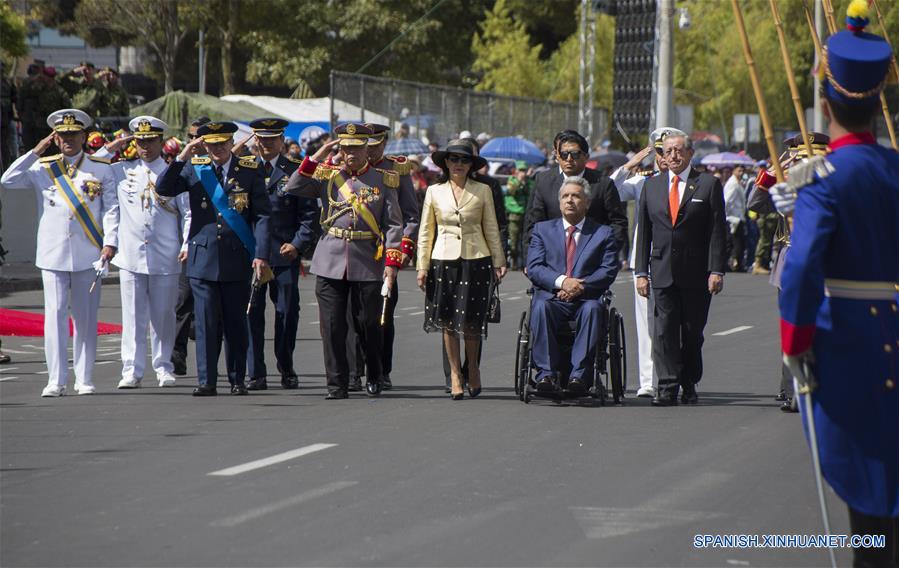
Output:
[722, 165, 748, 271]
[1, 109, 118, 397]
[110, 116, 190, 388]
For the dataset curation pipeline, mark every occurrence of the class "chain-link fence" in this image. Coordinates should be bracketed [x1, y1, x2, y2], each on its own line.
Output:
[330, 71, 608, 148]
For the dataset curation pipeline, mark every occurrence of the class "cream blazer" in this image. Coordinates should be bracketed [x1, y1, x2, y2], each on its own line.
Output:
[416, 179, 507, 271]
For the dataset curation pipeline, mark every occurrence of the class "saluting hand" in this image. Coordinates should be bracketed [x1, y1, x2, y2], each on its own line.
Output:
[311, 139, 340, 163]
[104, 135, 134, 154]
[32, 133, 56, 156]
[177, 137, 206, 162]
[622, 146, 653, 173]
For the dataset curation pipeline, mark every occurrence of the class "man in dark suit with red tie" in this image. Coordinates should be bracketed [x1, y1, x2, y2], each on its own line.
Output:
[635, 134, 727, 406]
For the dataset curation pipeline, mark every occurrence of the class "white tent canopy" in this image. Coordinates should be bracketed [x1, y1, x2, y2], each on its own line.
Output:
[220, 95, 389, 125]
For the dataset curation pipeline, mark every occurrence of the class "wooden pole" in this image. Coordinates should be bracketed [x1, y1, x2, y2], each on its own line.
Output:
[732, 0, 785, 182]
[820, 0, 837, 34]
[801, 0, 824, 60]
[770, 0, 816, 158]
[871, 0, 899, 83]
[870, 0, 899, 150]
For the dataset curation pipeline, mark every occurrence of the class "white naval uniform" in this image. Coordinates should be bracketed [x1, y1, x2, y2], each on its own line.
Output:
[110, 157, 190, 383]
[1, 151, 119, 391]
[610, 166, 656, 393]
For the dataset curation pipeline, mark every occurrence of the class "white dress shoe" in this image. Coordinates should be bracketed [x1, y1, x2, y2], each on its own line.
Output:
[41, 385, 66, 397]
[74, 383, 96, 395]
[117, 376, 141, 389]
[636, 386, 656, 398]
[156, 372, 176, 387]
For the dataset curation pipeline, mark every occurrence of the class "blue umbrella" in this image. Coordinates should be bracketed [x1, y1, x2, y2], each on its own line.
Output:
[480, 136, 546, 165]
[700, 152, 754, 167]
[385, 137, 429, 156]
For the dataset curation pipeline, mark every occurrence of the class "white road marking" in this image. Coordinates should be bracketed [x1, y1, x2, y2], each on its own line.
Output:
[0, 377, 20, 382]
[95, 361, 115, 365]
[0, 348, 33, 354]
[210, 481, 356, 528]
[408, 311, 424, 316]
[713, 325, 754, 336]
[0, 367, 20, 373]
[208, 443, 338, 477]
[22, 344, 43, 349]
[399, 306, 418, 311]
[506, 295, 522, 301]
[571, 507, 721, 539]
[309, 320, 320, 325]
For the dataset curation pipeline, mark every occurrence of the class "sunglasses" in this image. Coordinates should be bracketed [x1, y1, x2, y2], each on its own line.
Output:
[446, 155, 472, 165]
[558, 150, 584, 161]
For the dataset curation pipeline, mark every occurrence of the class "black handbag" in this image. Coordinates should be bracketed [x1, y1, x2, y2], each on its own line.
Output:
[487, 282, 501, 323]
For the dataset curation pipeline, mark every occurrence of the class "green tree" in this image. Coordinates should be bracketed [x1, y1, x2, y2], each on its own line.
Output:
[1, 2, 28, 60]
[545, 12, 615, 109]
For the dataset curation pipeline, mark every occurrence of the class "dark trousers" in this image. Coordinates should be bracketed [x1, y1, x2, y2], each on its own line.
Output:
[247, 263, 300, 378]
[652, 285, 712, 397]
[346, 278, 399, 377]
[529, 295, 603, 382]
[172, 267, 194, 361]
[189, 278, 250, 387]
[382, 280, 399, 375]
[346, 306, 366, 378]
[316, 276, 383, 391]
[848, 507, 899, 568]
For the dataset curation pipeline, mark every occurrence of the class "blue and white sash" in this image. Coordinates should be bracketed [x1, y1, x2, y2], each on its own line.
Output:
[193, 164, 256, 256]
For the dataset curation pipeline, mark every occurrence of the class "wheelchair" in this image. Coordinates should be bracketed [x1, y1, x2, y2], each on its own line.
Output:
[514, 289, 627, 405]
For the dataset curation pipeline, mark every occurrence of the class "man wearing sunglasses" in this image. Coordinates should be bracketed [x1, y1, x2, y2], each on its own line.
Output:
[523, 130, 627, 260]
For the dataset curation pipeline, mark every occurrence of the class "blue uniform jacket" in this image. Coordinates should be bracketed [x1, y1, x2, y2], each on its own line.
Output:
[157, 156, 271, 282]
[258, 154, 320, 267]
[778, 133, 899, 517]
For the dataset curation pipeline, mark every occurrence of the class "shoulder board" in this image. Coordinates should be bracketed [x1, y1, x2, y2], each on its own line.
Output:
[39, 154, 63, 164]
[286, 156, 303, 165]
[87, 155, 112, 164]
[387, 156, 412, 175]
[785, 156, 835, 192]
[313, 164, 337, 181]
[377, 168, 400, 188]
[238, 157, 258, 169]
[191, 156, 212, 165]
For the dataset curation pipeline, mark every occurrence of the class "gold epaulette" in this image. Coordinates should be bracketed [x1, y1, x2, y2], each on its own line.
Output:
[238, 156, 258, 169]
[377, 168, 399, 188]
[387, 156, 412, 176]
[191, 156, 212, 165]
[313, 164, 337, 181]
[87, 155, 112, 164]
[786, 156, 835, 192]
[39, 154, 62, 163]
[287, 156, 302, 164]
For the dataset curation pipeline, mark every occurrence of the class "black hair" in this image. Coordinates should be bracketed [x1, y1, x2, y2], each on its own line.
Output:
[822, 88, 879, 131]
[554, 130, 589, 153]
[191, 116, 212, 127]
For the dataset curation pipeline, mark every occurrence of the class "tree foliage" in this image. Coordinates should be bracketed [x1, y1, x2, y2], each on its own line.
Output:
[1, 2, 28, 59]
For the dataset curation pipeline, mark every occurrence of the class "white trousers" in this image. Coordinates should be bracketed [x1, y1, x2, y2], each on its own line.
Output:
[119, 270, 179, 380]
[632, 274, 656, 391]
[41, 269, 100, 388]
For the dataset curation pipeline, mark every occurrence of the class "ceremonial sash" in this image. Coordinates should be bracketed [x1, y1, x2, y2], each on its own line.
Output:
[43, 159, 104, 249]
[193, 164, 257, 257]
[331, 171, 384, 260]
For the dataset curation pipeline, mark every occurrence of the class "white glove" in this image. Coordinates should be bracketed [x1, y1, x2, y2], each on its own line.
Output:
[381, 278, 390, 297]
[769, 182, 797, 215]
[783, 350, 815, 393]
[92, 258, 109, 277]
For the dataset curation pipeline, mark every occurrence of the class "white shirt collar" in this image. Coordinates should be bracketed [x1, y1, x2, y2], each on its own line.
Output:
[142, 156, 167, 172]
[562, 217, 586, 232]
[214, 156, 232, 175]
[268, 157, 280, 170]
[63, 151, 83, 166]
[669, 165, 691, 183]
[560, 166, 586, 179]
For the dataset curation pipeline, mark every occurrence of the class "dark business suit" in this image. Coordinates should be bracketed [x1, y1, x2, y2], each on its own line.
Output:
[523, 167, 628, 257]
[635, 167, 727, 398]
[526, 218, 619, 383]
[246, 155, 320, 380]
[157, 156, 271, 388]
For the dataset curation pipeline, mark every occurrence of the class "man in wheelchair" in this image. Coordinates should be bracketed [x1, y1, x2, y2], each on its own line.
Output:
[525, 178, 620, 395]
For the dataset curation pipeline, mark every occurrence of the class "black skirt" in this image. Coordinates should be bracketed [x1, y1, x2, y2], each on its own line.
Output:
[424, 257, 494, 337]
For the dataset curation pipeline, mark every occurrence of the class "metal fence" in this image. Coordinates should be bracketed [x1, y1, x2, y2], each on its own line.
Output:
[330, 71, 609, 148]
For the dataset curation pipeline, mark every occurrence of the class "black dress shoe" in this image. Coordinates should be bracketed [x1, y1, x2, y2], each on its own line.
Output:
[231, 382, 249, 395]
[172, 354, 187, 376]
[775, 389, 787, 402]
[567, 377, 587, 395]
[192, 385, 217, 397]
[325, 389, 348, 400]
[467, 385, 482, 398]
[780, 398, 798, 413]
[281, 375, 299, 389]
[651, 395, 678, 407]
[536, 376, 558, 393]
[348, 376, 363, 392]
[247, 377, 267, 391]
[382, 374, 393, 390]
[366, 381, 382, 397]
[680, 383, 698, 405]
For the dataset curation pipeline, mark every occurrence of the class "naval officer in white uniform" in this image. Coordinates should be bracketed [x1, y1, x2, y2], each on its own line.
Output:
[111, 116, 190, 389]
[1, 109, 118, 397]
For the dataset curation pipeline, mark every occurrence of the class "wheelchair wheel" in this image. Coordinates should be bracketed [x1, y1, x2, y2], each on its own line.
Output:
[618, 310, 627, 394]
[515, 311, 530, 401]
[608, 307, 625, 405]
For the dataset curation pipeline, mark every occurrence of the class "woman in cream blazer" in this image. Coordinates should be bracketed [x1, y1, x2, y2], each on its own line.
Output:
[417, 140, 506, 400]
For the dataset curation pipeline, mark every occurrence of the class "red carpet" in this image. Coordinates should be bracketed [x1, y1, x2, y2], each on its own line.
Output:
[0, 308, 123, 337]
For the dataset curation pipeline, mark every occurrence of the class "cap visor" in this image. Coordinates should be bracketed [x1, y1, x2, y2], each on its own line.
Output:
[203, 134, 232, 144]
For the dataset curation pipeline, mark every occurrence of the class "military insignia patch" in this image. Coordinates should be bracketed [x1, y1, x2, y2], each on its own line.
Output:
[346, 123, 356, 135]
[230, 192, 249, 213]
[137, 119, 152, 133]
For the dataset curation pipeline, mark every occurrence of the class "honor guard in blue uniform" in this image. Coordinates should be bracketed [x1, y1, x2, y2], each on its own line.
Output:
[284, 123, 404, 399]
[772, 3, 898, 562]
[156, 121, 271, 396]
[1, 108, 119, 397]
[244, 118, 320, 391]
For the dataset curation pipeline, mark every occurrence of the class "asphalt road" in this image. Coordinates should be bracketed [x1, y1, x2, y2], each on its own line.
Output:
[0, 270, 852, 567]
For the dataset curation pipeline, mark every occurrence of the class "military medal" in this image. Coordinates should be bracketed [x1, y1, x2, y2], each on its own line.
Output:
[230, 192, 249, 213]
[82, 179, 102, 201]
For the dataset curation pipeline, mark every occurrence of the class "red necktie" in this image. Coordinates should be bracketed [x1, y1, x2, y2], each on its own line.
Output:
[669, 175, 680, 225]
[566, 225, 577, 276]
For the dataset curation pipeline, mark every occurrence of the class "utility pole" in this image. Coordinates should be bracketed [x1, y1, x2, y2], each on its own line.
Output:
[198, 29, 206, 95]
[578, 0, 588, 135]
[813, 0, 824, 132]
[655, 0, 675, 130]
[578, 0, 598, 141]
